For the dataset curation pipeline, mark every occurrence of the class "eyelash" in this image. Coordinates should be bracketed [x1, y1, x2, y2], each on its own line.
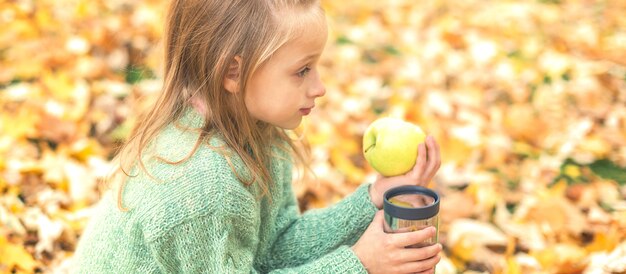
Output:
[297, 66, 311, 78]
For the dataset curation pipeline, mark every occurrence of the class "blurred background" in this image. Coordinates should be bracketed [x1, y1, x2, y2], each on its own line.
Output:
[1, 0, 625, 273]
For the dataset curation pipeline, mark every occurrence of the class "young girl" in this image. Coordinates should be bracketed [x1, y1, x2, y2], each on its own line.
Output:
[73, 0, 442, 273]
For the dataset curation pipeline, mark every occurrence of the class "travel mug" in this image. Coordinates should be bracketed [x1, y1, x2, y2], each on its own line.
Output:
[383, 185, 440, 248]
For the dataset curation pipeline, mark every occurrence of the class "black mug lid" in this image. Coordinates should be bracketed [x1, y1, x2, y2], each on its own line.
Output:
[383, 185, 440, 220]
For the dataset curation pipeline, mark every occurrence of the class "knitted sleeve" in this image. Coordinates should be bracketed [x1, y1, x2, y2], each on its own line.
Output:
[266, 182, 378, 269]
[147, 203, 368, 273]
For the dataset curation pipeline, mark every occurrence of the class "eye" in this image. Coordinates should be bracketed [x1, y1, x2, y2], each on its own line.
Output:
[297, 66, 311, 78]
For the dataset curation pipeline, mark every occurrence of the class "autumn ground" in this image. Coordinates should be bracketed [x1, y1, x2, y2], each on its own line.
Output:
[1, 0, 625, 273]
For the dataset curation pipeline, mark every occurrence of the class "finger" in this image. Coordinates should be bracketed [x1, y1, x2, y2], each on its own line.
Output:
[375, 175, 413, 191]
[400, 243, 442, 262]
[434, 138, 441, 170]
[414, 267, 437, 274]
[390, 226, 436, 247]
[370, 210, 385, 232]
[408, 142, 427, 179]
[390, 225, 415, 233]
[423, 137, 441, 182]
[397, 255, 441, 273]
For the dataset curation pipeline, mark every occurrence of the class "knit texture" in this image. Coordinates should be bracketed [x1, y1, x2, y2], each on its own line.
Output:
[72, 109, 378, 273]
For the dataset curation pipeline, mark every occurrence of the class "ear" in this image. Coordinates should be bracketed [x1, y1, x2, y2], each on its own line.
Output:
[223, 56, 242, 94]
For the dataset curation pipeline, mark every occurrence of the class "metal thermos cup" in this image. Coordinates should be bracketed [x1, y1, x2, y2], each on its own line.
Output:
[383, 185, 440, 248]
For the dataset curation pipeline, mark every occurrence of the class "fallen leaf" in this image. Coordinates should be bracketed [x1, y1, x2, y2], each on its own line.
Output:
[0, 235, 38, 272]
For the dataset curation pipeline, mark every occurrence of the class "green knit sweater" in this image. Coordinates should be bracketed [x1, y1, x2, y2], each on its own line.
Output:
[72, 109, 378, 273]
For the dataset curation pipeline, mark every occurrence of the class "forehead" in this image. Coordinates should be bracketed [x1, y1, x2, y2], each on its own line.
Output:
[284, 7, 327, 41]
[272, 8, 328, 60]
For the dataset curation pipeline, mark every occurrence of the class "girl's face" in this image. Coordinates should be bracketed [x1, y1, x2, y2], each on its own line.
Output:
[244, 14, 328, 130]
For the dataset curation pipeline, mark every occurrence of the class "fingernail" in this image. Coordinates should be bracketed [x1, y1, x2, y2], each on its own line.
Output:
[430, 227, 436, 234]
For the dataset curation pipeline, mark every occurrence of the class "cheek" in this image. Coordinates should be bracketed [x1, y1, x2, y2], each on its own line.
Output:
[243, 72, 302, 123]
[243, 90, 261, 116]
[243, 88, 275, 120]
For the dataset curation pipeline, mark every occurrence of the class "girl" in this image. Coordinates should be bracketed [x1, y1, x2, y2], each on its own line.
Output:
[73, 0, 442, 273]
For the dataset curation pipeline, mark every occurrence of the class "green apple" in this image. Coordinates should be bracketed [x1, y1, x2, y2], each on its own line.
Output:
[363, 117, 426, 177]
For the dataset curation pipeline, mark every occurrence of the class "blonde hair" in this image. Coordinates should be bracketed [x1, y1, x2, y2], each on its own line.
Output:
[109, 0, 324, 209]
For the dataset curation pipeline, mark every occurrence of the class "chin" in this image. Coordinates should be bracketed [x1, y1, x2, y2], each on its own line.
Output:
[276, 119, 302, 130]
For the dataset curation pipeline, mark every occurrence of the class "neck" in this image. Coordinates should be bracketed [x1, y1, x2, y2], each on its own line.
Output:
[190, 96, 207, 116]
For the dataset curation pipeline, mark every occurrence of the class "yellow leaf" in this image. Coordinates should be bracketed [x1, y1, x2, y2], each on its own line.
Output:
[50, 210, 88, 232]
[439, 135, 473, 164]
[12, 59, 46, 80]
[531, 244, 588, 273]
[585, 227, 621, 253]
[35, 9, 55, 31]
[449, 255, 466, 270]
[504, 257, 522, 274]
[504, 104, 544, 143]
[518, 187, 586, 236]
[70, 139, 104, 162]
[547, 179, 568, 197]
[578, 135, 611, 158]
[330, 146, 365, 183]
[434, 255, 458, 274]
[41, 71, 75, 102]
[7, 186, 20, 197]
[563, 164, 581, 178]
[511, 141, 539, 158]
[69, 199, 90, 212]
[466, 180, 498, 212]
[40, 149, 67, 188]
[448, 219, 508, 262]
[303, 120, 333, 146]
[1, 107, 40, 139]
[75, 0, 92, 18]
[530, 247, 557, 270]
[0, 236, 37, 271]
[6, 19, 38, 39]
[450, 235, 477, 262]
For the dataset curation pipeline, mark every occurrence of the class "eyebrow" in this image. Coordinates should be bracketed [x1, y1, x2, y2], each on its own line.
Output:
[294, 53, 320, 65]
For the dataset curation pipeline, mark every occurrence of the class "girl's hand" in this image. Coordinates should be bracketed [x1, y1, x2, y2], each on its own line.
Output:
[352, 211, 442, 274]
[369, 135, 441, 209]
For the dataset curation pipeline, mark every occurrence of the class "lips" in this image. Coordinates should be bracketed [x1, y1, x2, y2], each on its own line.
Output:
[299, 108, 312, 115]
[299, 105, 315, 115]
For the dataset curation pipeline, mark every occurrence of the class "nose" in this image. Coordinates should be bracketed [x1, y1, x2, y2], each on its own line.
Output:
[308, 72, 326, 98]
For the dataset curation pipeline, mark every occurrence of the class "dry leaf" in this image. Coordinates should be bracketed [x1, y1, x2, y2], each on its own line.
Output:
[0, 235, 37, 272]
[531, 244, 589, 274]
[1, 0, 625, 271]
[447, 219, 508, 262]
